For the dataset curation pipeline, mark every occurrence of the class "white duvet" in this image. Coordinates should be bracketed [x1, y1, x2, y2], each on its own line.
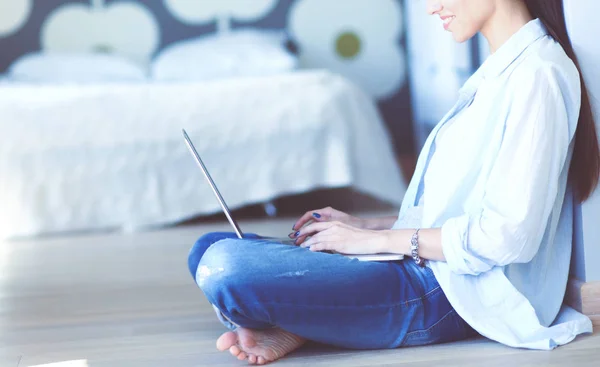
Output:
[0, 71, 406, 239]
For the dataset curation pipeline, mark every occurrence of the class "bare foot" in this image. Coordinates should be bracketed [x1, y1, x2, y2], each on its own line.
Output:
[216, 327, 306, 365]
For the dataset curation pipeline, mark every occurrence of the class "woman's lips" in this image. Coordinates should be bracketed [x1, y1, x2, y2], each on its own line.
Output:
[442, 16, 456, 31]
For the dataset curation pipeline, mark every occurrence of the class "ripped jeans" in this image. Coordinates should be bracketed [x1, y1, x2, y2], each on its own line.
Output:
[188, 232, 477, 349]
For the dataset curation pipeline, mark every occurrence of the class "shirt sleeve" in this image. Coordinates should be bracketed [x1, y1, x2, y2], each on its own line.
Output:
[441, 65, 576, 276]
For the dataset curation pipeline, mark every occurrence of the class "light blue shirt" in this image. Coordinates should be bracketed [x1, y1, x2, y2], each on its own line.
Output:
[393, 19, 593, 349]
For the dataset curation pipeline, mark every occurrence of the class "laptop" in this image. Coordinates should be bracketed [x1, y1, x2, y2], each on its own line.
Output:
[182, 129, 403, 262]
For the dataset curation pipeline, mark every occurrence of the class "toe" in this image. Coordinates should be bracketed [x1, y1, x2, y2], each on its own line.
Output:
[257, 356, 266, 365]
[216, 331, 238, 351]
[229, 345, 241, 357]
[237, 351, 247, 361]
[248, 354, 257, 364]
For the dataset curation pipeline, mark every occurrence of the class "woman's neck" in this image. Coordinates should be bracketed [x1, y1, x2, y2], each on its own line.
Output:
[482, 1, 534, 54]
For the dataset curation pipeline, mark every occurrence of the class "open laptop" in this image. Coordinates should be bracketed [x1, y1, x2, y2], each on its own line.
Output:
[182, 129, 403, 262]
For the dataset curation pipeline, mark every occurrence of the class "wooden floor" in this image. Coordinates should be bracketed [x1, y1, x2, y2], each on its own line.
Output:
[1, 214, 598, 367]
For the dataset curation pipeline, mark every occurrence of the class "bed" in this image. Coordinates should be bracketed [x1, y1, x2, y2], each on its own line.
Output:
[0, 70, 406, 239]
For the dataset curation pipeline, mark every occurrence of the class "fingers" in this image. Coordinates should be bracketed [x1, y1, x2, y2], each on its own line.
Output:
[300, 232, 327, 248]
[292, 221, 336, 246]
[294, 233, 310, 246]
[295, 221, 345, 246]
[303, 235, 339, 253]
[298, 221, 336, 237]
[287, 229, 310, 245]
[291, 213, 313, 232]
[308, 242, 334, 252]
[291, 207, 332, 231]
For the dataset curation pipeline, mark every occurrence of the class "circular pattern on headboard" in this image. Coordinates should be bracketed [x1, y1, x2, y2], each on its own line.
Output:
[335, 31, 361, 60]
[0, 0, 32, 37]
[288, 0, 406, 100]
[40, 0, 160, 64]
[164, 0, 278, 27]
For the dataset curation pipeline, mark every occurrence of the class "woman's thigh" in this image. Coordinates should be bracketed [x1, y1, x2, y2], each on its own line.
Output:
[196, 236, 473, 349]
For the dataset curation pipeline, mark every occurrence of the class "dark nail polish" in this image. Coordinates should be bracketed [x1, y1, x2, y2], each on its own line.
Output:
[295, 231, 300, 237]
[313, 213, 321, 219]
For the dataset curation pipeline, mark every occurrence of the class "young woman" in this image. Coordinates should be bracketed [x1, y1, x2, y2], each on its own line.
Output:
[187, 0, 600, 364]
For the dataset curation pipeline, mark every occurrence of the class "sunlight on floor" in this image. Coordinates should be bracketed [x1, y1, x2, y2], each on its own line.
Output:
[28, 360, 88, 367]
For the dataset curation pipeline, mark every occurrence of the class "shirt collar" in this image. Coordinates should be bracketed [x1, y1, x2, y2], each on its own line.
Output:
[460, 18, 549, 95]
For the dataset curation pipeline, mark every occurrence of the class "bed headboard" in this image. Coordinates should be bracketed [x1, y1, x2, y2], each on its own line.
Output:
[0, 0, 476, 156]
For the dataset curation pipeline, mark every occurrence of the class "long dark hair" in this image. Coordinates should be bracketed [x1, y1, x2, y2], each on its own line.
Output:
[524, 0, 600, 203]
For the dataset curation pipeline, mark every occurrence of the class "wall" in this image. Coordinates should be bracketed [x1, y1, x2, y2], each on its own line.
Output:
[565, 0, 600, 282]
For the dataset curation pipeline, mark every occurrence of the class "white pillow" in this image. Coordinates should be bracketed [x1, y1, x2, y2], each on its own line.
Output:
[151, 29, 298, 82]
[7, 52, 148, 84]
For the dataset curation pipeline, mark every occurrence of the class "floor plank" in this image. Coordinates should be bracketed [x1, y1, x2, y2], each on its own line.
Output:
[0, 355, 21, 367]
[2, 214, 598, 367]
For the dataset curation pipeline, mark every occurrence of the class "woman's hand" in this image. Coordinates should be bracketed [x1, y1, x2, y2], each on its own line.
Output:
[290, 208, 398, 243]
[293, 221, 389, 255]
[290, 207, 367, 245]
[292, 207, 365, 232]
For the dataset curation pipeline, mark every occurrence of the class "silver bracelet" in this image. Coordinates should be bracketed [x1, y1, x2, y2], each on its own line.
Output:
[410, 228, 425, 267]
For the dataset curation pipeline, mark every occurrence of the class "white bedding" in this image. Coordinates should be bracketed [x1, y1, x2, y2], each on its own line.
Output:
[0, 71, 406, 239]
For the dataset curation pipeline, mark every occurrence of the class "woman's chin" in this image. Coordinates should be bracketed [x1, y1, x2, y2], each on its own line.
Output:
[451, 31, 476, 44]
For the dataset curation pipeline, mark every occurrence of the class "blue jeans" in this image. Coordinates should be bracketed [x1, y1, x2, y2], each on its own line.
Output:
[188, 232, 477, 349]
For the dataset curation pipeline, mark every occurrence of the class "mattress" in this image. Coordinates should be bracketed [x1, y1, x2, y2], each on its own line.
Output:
[0, 70, 406, 239]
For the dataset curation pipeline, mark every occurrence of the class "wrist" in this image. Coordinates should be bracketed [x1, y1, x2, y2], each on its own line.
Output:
[380, 229, 412, 255]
